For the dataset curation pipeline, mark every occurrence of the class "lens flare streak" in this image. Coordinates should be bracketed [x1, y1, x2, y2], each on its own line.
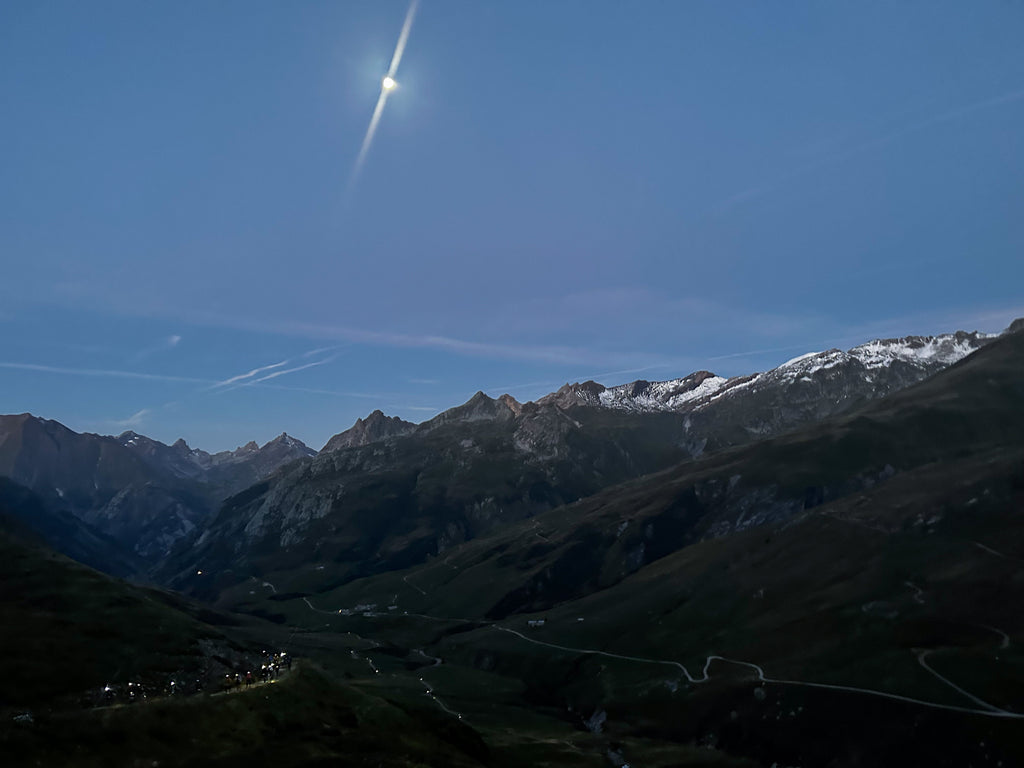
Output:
[346, 0, 419, 202]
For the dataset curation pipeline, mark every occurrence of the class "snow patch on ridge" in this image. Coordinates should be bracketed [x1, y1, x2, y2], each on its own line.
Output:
[596, 373, 729, 412]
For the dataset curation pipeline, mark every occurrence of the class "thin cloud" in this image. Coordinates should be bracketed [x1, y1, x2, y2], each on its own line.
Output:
[178, 311, 611, 366]
[300, 344, 348, 358]
[27, 284, 655, 368]
[250, 357, 335, 384]
[249, 383, 386, 399]
[108, 408, 151, 430]
[212, 345, 345, 390]
[704, 84, 1024, 219]
[703, 302, 1024, 371]
[130, 333, 184, 363]
[0, 361, 209, 384]
[211, 360, 289, 388]
[706, 343, 820, 363]
[853, 86, 1024, 156]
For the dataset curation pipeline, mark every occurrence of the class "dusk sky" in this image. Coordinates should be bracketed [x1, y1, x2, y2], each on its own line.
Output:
[2, 1, 1022, 452]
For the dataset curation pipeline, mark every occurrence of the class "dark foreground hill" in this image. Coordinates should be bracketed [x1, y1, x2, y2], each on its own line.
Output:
[0, 516, 251, 711]
[0, 515, 516, 768]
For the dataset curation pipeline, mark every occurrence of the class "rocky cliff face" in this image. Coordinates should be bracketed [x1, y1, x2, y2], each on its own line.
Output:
[118, 431, 315, 489]
[0, 414, 209, 564]
[158, 403, 696, 597]
[321, 410, 415, 452]
[403, 325, 1024, 621]
[548, 330, 992, 416]
[162, 325, 1002, 601]
[0, 415, 319, 568]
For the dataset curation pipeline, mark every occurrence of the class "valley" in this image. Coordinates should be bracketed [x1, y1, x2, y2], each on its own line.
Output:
[3, 323, 1023, 767]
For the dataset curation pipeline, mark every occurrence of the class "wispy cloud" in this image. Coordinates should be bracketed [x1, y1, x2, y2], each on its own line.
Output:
[107, 408, 151, 430]
[249, 383, 385, 399]
[179, 311, 611, 366]
[210, 360, 289, 388]
[130, 334, 183, 363]
[853, 86, 1024, 156]
[34, 282, 671, 369]
[0, 361, 209, 384]
[211, 346, 341, 395]
[706, 342, 824, 362]
[249, 357, 335, 384]
[702, 302, 1024, 371]
[704, 84, 1024, 219]
[300, 344, 348, 359]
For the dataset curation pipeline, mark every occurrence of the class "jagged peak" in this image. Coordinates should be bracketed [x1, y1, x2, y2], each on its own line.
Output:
[497, 393, 522, 415]
[322, 410, 415, 453]
[260, 432, 316, 456]
[536, 380, 606, 409]
[422, 390, 522, 429]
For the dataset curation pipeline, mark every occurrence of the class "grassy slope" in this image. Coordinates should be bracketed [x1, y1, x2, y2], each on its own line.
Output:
[6, 333, 1023, 767]
[225, 328, 1024, 766]
[2, 662, 504, 768]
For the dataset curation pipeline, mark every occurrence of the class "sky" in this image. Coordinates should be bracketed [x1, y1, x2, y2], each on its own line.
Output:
[1, 1, 1023, 452]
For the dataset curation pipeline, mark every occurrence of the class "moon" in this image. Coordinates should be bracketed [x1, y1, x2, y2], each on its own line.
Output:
[346, 0, 419, 205]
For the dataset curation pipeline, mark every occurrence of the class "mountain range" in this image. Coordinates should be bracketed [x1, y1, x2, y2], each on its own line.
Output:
[3, 321, 1021, 767]
[0, 416, 315, 569]
[156, 328, 996, 599]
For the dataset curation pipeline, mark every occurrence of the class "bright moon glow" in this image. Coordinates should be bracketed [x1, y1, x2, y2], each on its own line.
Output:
[346, 0, 419, 206]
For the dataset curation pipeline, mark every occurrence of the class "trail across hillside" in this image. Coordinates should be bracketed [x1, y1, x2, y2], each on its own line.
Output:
[292, 591, 1022, 721]
[494, 626, 1024, 719]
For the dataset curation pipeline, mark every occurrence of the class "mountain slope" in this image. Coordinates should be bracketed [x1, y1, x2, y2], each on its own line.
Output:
[0, 414, 212, 562]
[245, 323, 1024, 767]
[117, 430, 316, 500]
[165, 326, 997, 603]
[159, 403, 697, 599]
[0, 416, 317, 567]
[322, 410, 416, 452]
[0, 517, 244, 709]
[357, 321, 1024, 620]
[0, 477, 142, 577]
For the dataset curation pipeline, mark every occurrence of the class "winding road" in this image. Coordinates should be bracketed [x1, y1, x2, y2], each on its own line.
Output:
[916, 650, 1007, 714]
[493, 626, 1024, 719]
[294, 587, 1021, 722]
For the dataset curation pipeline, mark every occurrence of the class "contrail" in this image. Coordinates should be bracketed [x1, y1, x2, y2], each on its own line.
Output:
[346, 0, 419, 202]
[210, 360, 288, 388]
[703, 84, 1024, 220]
